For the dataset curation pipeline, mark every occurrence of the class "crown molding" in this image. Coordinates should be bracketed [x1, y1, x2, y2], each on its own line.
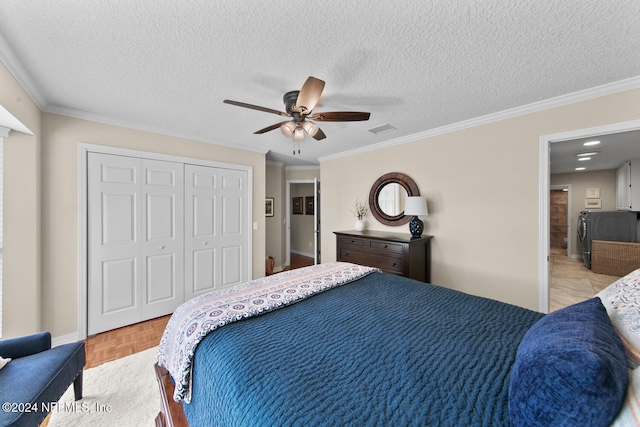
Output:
[285, 165, 320, 171]
[43, 104, 269, 155]
[0, 33, 46, 108]
[319, 75, 640, 163]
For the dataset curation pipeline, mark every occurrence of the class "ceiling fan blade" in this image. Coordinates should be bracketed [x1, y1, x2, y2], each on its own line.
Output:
[254, 121, 290, 134]
[223, 99, 289, 117]
[312, 128, 327, 141]
[296, 77, 325, 113]
[309, 111, 371, 122]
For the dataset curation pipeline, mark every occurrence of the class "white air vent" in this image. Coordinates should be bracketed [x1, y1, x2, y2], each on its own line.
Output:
[367, 123, 396, 135]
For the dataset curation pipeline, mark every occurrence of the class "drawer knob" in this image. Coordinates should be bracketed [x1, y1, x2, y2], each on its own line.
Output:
[391, 262, 396, 266]
[384, 244, 388, 248]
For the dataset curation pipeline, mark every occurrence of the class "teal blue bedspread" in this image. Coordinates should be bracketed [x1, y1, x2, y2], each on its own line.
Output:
[183, 272, 543, 426]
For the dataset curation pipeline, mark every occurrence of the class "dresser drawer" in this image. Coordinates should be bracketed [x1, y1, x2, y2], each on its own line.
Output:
[339, 248, 404, 274]
[368, 240, 404, 255]
[339, 235, 366, 248]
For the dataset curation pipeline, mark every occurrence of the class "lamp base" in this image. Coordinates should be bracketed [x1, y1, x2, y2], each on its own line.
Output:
[409, 216, 424, 238]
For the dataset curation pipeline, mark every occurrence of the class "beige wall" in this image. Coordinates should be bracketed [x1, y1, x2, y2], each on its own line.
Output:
[321, 88, 640, 311]
[551, 169, 618, 257]
[266, 163, 285, 267]
[0, 63, 42, 337]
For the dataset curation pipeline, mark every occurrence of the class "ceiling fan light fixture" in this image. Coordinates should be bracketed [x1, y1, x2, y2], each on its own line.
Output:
[281, 122, 296, 137]
[293, 127, 305, 142]
[302, 121, 319, 137]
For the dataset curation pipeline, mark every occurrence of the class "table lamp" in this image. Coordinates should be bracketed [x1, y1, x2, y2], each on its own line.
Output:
[404, 196, 428, 238]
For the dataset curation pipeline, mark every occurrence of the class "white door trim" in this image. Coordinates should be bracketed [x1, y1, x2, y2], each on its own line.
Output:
[285, 179, 317, 267]
[538, 119, 640, 313]
[78, 143, 253, 339]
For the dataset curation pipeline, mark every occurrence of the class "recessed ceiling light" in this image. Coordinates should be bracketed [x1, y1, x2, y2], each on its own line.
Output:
[577, 151, 599, 157]
[583, 140, 601, 146]
[575, 167, 586, 171]
[578, 157, 591, 161]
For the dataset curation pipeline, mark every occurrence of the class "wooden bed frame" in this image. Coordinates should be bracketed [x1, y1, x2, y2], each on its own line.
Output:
[154, 363, 188, 427]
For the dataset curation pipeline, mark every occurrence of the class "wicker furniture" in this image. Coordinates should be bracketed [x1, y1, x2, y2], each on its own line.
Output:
[591, 240, 640, 277]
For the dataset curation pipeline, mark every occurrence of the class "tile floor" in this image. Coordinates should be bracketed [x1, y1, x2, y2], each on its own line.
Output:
[549, 247, 620, 312]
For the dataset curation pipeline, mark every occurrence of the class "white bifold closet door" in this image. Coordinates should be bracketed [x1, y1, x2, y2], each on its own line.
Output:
[88, 153, 185, 335]
[87, 153, 249, 336]
[184, 164, 248, 300]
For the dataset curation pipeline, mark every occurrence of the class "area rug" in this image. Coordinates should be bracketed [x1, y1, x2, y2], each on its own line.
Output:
[49, 346, 160, 426]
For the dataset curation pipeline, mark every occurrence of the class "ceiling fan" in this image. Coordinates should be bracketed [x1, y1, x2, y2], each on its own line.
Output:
[223, 76, 370, 154]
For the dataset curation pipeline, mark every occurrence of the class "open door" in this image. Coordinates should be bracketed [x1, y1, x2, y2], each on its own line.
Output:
[314, 178, 321, 264]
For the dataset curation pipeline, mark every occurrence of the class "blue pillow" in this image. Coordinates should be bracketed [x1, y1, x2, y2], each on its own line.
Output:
[509, 297, 628, 427]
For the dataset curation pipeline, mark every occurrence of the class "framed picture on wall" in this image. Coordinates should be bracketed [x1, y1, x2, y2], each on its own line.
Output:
[265, 198, 274, 217]
[586, 188, 600, 198]
[305, 196, 314, 215]
[292, 197, 303, 214]
[585, 199, 602, 209]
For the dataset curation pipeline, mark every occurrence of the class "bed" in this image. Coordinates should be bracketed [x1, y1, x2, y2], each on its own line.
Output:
[155, 262, 639, 426]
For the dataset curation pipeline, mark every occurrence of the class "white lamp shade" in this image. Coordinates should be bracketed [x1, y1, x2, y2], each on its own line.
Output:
[302, 121, 319, 137]
[281, 122, 296, 137]
[293, 127, 305, 142]
[404, 196, 428, 216]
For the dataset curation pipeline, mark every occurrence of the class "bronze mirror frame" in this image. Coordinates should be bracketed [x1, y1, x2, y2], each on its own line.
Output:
[368, 172, 420, 226]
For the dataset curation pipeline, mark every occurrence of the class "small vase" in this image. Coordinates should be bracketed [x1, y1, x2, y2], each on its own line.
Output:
[355, 219, 365, 231]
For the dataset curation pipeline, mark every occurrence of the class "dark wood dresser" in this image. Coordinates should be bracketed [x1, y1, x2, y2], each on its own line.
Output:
[334, 230, 431, 282]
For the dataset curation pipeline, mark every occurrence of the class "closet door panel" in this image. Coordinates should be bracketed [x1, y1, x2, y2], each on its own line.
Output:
[140, 159, 184, 319]
[218, 169, 248, 288]
[193, 248, 216, 293]
[88, 153, 142, 335]
[185, 165, 221, 298]
[102, 258, 137, 312]
[185, 165, 248, 299]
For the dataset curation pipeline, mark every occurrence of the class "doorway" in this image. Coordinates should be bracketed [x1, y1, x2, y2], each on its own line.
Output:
[286, 179, 320, 267]
[539, 119, 640, 313]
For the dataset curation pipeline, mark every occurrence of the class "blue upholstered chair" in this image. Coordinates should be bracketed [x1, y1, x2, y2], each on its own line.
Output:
[0, 332, 85, 427]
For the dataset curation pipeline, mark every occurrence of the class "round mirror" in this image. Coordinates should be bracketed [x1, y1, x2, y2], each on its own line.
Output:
[368, 172, 420, 226]
[377, 183, 408, 216]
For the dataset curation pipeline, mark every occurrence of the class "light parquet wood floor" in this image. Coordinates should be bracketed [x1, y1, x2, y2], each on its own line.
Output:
[84, 314, 171, 369]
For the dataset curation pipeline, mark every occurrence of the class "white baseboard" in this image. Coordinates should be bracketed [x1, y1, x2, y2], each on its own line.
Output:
[52, 332, 80, 347]
[291, 249, 314, 259]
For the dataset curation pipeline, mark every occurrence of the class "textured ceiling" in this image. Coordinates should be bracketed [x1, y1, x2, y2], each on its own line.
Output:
[0, 1, 639, 166]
